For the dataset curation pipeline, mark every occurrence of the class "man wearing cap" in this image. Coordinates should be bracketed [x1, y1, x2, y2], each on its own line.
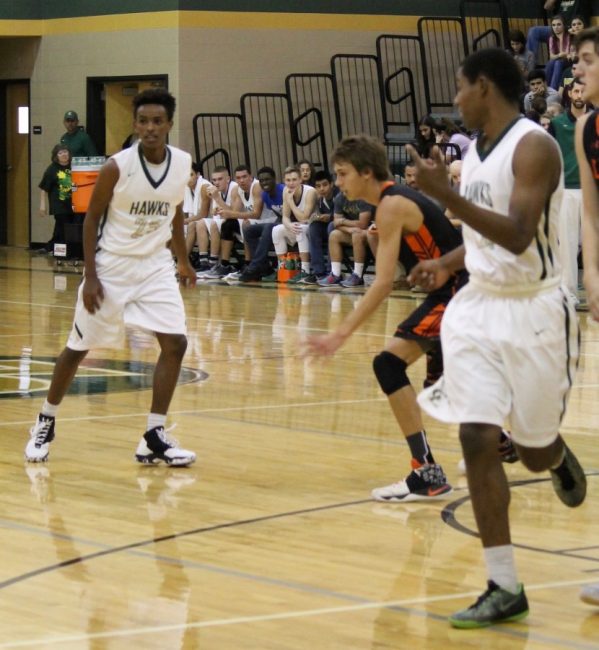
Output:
[60, 110, 97, 157]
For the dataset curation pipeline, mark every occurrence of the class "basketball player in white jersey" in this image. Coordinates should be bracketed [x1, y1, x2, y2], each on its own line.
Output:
[196, 167, 240, 277]
[271, 165, 317, 281]
[209, 165, 265, 279]
[25, 88, 197, 467]
[184, 166, 211, 270]
[407, 48, 586, 628]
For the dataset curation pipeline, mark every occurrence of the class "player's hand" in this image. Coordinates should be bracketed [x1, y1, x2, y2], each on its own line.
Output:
[406, 144, 452, 200]
[302, 332, 347, 358]
[39, 208, 47, 218]
[177, 261, 197, 289]
[408, 259, 450, 291]
[82, 276, 104, 314]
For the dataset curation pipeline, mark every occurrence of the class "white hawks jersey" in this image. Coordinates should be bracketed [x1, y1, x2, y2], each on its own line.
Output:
[210, 180, 239, 214]
[288, 184, 316, 222]
[460, 117, 564, 287]
[97, 142, 191, 257]
[237, 178, 261, 213]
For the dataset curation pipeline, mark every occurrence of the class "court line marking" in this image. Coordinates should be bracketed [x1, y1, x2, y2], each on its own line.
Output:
[0, 397, 388, 427]
[1, 576, 598, 648]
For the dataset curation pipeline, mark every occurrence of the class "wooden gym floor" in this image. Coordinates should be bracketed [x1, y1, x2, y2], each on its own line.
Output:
[1, 246, 599, 649]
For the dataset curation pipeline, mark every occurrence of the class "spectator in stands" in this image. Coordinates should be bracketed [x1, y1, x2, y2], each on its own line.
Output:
[318, 194, 374, 288]
[548, 76, 589, 304]
[547, 101, 565, 116]
[60, 110, 97, 158]
[204, 165, 265, 279]
[298, 159, 317, 186]
[540, 112, 553, 129]
[402, 161, 418, 189]
[302, 170, 339, 284]
[530, 94, 548, 116]
[196, 166, 239, 277]
[526, 0, 590, 63]
[546, 14, 571, 90]
[272, 165, 317, 283]
[569, 14, 586, 36]
[239, 167, 285, 282]
[38, 144, 74, 253]
[507, 29, 536, 75]
[523, 69, 560, 111]
[415, 115, 437, 157]
[560, 53, 583, 108]
[433, 117, 472, 159]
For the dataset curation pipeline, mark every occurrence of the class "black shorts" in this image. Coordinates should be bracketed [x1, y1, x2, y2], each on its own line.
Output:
[394, 291, 449, 344]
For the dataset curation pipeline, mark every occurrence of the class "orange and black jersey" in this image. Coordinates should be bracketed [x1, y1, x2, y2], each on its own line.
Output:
[377, 182, 465, 292]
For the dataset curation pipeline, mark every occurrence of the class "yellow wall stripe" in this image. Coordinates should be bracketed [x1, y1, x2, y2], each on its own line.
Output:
[0, 10, 420, 37]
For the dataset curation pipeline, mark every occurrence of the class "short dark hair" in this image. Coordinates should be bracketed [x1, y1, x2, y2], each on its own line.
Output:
[330, 135, 391, 182]
[530, 95, 547, 114]
[313, 170, 332, 183]
[527, 68, 546, 83]
[234, 164, 252, 175]
[574, 26, 599, 54]
[508, 29, 526, 46]
[51, 143, 71, 163]
[191, 162, 200, 174]
[460, 48, 524, 106]
[212, 165, 229, 175]
[256, 166, 276, 178]
[132, 88, 176, 121]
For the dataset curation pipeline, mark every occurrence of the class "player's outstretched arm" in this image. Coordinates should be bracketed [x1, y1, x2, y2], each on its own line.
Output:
[303, 195, 408, 358]
[407, 135, 560, 255]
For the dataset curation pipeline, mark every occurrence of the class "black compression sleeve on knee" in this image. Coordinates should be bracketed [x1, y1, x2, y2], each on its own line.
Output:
[373, 350, 410, 395]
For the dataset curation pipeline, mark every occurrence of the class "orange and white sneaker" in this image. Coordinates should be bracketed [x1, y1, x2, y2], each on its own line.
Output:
[371, 460, 453, 502]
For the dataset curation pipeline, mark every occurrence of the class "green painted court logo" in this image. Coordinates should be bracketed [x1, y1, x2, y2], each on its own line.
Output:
[0, 354, 207, 399]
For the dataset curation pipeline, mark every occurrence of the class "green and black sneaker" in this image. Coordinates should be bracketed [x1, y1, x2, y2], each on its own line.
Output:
[449, 580, 529, 629]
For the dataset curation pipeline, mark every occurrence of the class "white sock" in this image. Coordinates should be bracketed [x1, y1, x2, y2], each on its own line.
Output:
[41, 400, 58, 418]
[331, 262, 342, 276]
[353, 262, 364, 277]
[147, 413, 167, 431]
[484, 545, 519, 594]
[301, 262, 310, 273]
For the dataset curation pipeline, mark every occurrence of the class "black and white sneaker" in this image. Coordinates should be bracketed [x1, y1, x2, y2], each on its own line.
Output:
[135, 425, 196, 467]
[25, 414, 55, 462]
[203, 263, 235, 279]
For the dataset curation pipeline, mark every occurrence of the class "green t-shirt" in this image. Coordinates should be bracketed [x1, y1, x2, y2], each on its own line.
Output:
[550, 111, 579, 189]
[60, 129, 97, 157]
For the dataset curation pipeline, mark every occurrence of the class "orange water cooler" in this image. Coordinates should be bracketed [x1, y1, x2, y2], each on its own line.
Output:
[71, 156, 105, 213]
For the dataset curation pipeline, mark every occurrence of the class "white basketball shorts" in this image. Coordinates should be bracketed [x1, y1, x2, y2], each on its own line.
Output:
[66, 247, 186, 351]
[418, 280, 579, 447]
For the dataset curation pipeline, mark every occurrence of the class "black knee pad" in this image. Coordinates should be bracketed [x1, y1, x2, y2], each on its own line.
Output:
[220, 218, 240, 242]
[372, 351, 410, 395]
